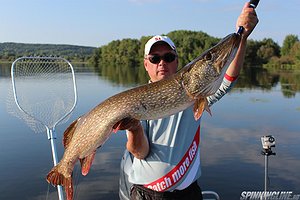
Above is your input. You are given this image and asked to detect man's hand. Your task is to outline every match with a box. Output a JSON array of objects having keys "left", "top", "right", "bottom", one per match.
[
  {"left": 114, "top": 117, "right": 149, "bottom": 159},
  {"left": 226, "top": 2, "right": 259, "bottom": 78},
  {"left": 236, "top": 2, "right": 259, "bottom": 39}
]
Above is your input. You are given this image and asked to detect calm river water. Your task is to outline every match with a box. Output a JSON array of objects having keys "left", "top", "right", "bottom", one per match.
[{"left": 0, "top": 63, "right": 299, "bottom": 200}]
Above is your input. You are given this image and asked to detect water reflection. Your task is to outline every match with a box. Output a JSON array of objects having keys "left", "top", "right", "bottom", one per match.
[
  {"left": 235, "top": 67, "right": 299, "bottom": 98},
  {"left": 1, "top": 62, "right": 300, "bottom": 99},
  {"left": 90, "top": 62, "right": 300, "bottom": 99},
  {"left": 0, "top": 63, "right": 300, "bottom": 200},
  {"left": 199, "top": 88, "right": 300, "bottom": 198}
]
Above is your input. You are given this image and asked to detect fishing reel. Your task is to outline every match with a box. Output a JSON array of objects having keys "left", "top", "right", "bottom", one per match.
[{"left": 261, "top": 135, "right": 276, "bottom": 156}]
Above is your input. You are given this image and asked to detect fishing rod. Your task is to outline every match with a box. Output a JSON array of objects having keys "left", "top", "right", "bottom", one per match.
[{"left": 237, "top": 0, "right": 260, "bottom": 35}]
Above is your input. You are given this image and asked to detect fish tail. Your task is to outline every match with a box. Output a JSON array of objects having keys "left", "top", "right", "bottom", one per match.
[{"left": 46, "top": 165, "right": 74, "bottom": 200}]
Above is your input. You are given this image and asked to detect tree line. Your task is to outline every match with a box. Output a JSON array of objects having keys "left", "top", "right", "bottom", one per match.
[
  {"left": 1, "top": 30, "right": 299, "bottom": 71},
  {"left": 0, "top": 42, "right": 96, "bottom": 63},
  {"left": 88, "top": 30, "right": 299, "bottom": 84}
]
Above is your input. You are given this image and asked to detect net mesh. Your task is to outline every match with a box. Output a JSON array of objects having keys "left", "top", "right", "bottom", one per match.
[{"left": 8, "top": 57, "right": 77, "bottom": 133}]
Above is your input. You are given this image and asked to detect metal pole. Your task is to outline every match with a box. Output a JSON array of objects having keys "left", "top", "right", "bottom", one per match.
[
  {"left": 261, "top": 135, "right": 276, "bottom": 200},
  {"left": 264, "top": 153, "right": 268, "bottom": 200},
  {"left": 47, "top": 128, "right": 64, "bottom": 200}
]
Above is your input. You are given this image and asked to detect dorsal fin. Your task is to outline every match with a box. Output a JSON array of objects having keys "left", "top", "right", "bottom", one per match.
[{"left": 63, "top": 118, "right": 80, "bottom": 148}]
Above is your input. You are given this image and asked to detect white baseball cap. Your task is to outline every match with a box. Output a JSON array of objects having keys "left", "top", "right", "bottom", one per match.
[{"left": 144, "top": 35, "right": 177, "bottom": 56}]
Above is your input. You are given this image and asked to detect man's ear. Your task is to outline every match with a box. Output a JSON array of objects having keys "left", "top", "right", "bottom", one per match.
[{"left": 144, "top": 59, "right": 149, "bottom": 72}]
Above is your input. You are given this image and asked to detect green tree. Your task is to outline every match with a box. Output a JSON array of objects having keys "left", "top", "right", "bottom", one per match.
[
  {"left": 257, "top": 38, "right": 280, "bottom": 63},
  {"left": 290, "top": 42, "right": 300, "bottom": 64},
  {"left": 167, "top": 30, "right": 218, "bottom": 68},
  {"left": 89, "top": 48, "right": 101, "bottom": 66},
  {"left": 281, "top": 34, "right": 299, "bottom": 56},
  {"left": 244, "top": 39, "right": 261, "bottom": 66},
  {"left": 97, "top": 39, "right": 142, "bottom": 85}
]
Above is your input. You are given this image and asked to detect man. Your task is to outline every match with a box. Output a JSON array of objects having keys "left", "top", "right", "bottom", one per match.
[{"left": 119, "top": 2, "right": 258, "bottom": 200}]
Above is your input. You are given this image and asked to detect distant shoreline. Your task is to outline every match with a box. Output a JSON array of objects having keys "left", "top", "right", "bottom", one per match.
[
  {"left": 0, "top": 60, "right": 12, "bottom": 64},
  {"left": 0, "top": 59, "right": 89, "bottom": 65}
]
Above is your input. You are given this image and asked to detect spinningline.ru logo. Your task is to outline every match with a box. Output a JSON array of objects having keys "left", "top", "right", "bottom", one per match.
[{"left": 240, "top": 191, "right": 300, "bottom": 200}]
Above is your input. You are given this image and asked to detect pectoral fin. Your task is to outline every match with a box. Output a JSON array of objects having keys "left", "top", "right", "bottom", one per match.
[
  {"left": 112, "top": 117, "right": 138, "bottom": 133},
  {"left": 193, "top": 98, "right": 212, "bottom": 120},
  {"left": 79, "top": 150, "right": 96, "bottom": 176},
  {"left": 112, "top": 119, "right": 125, "bottom": 133}
]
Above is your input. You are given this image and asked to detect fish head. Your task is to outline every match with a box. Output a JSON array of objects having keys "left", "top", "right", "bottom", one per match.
[{"left": 181, "top": 33, "right": 241, "bottom": 98}]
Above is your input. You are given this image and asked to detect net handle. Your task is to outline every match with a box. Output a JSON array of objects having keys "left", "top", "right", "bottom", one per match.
[{"left": 11, "top": 56, "right": 77, "bottom": 200}]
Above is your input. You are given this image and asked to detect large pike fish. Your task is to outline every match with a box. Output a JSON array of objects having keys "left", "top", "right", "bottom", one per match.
[{"left": 47, "top": 33, "right": 241, "bottom": 200}]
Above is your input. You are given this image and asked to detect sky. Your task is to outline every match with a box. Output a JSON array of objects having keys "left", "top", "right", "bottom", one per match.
[{"left": 1, "top": 0, "right": 299, "bottom": 47}]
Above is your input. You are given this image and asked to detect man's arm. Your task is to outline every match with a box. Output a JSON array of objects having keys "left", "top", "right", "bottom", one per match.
[
  {"left": 115, "top": 118, "right": 149, "bottom": 159},
  {"left": 126, "top": 124, "right": 149, "bottom": 159},
  {"left": 207, "top": 2, "right": 258, "bottom": 107},
  {"left": 226, "top": 2, "right": 259, "bottom": 77}
]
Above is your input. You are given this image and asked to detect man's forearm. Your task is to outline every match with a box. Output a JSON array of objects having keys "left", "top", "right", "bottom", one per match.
[
  {"left": 126, "top": 125, "right": 149, "bottom": 159},
  {"left": 226, "top": 37, "right": 247, "bottom": 78}
]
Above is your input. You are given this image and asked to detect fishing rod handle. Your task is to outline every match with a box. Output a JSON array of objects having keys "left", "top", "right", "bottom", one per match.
[
  {"left": 249, "top": 0, "right": 260, "bottom": 8},
  {"left": 237, "top": 0, "right": 260, "bottom": 35}
]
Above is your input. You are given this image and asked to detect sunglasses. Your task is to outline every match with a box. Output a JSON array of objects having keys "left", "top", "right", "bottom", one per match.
[{"left": 147, "top": 53, "right": 177, "bottom": 64}]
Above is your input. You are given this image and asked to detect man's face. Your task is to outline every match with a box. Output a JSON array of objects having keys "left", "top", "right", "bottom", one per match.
[{"left": 144, "top": 42, "right": 178, "bottom": 82}]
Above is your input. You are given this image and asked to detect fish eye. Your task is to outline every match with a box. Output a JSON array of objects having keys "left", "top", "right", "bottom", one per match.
[{"left": 205, "top": 52, "right": 212, "bottom": 60}]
